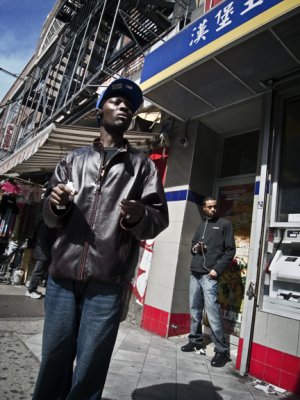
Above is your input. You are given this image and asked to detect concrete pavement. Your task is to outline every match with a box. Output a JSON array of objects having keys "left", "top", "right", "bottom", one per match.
[{"left": 0, "top": 283, "right": 299, "bottom": 400}]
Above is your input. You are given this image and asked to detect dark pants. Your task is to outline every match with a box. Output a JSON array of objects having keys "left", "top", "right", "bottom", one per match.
[
  {"left": 32, "top": 276, "right": 122, "bottom": 400},
  {"left": 28, "top": 260, "right": 49, "bottom": 293}
]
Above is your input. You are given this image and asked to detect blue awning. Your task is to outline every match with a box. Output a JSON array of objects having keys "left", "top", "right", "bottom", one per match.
[{"left": 140, "top": 0, "right": 300, "bottom": 120}]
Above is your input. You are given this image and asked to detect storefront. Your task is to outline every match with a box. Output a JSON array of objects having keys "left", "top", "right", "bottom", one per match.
[
  {"left": 238, "top": 84, "right": 300, "bottom": 394},
  {"left": 0, "top": 0, "right": 299, "bottom": 392},
  {"left": 136, "top": 0, "right": 300, "bottom": 394},
  {"left": 0, "top": 176, "right": 45, "bottom": 285}
]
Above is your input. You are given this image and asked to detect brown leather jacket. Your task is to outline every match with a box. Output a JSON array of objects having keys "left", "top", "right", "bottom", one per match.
[{"left": 43, "top": 139, "right": 169, "bottom": 284}]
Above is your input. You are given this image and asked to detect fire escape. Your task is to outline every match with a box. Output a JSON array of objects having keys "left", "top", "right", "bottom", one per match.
[
  {"left": 0, "top": 0, "right": 206, "bottom": 175},
  {"left": 10, "top": 0, "right": 180, "bottom": 148}
]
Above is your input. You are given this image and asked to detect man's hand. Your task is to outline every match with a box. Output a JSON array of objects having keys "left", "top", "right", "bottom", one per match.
[
  {"left": 208, "top": 269, "right": 218, "bottom": 279},
  {"left": 192, "top": 242, "right": 206, "bottom": 254},
  {"left": 50, "top": 183, "right": 75, "bottom": 208},
  {"left": 120, "top": 199, "right": 145, "bottom": 225}
]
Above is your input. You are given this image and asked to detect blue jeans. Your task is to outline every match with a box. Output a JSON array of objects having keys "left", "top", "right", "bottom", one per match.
[
  {"left": 32, "top": 276, "right": 122, "bottom": 400},
  {"left": 188, "top": 272, "right": 228, "bottom": 353}
]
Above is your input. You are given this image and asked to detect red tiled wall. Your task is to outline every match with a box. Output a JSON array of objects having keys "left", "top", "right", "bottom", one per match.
[
  {"left": 168, "top": 313, "right": 190, "bottom": 336},
  {"left": 141, "top": 305, "right": 190, "bottom": 337},
  {"left": 236, "top": 337, "right": 244, "bottom": 370},
  {"left": 141, "top": 304, "right": 169, "bottom": 336},
  {"left": 237, "top": 339, "right": 300, "bottom": 395}
]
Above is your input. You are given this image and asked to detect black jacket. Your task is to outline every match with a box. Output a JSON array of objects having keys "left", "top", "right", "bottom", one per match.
[
  {"left": 33, "top": 221, "right": 57, "bottom": 262},
  {"left": 190, "top": 217, "right": 236, "bottom": 276},
  {"left": 43, "top": 139, "right": 169, "bottom": 284}
]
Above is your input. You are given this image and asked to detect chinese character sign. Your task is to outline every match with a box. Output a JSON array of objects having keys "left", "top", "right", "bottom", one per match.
[
  {"left": 189, "top": 0, "right": 275, "bottom": 48},
  {"left": 190, "top": 19, "right": 209, "bottom": 46},
  {"left": 215, "top": 2, "right": 234, "bottom": 32},
  {"left": 141, "top": 0, "right": 284, "bottom": 83}
]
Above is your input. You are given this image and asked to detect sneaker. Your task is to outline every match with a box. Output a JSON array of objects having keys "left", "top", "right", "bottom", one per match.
[
  {"left": 26, "top": 290, "right": 42, "bottom": 299},
  {"left": 195, "top": 347, "right": 206, "bottom": 355},
  {"left": 41, "top": 279, "right": 47, "bottom": 287},
  {"left": 211, "top": 352, "right": 230, "bottom": 367},
  {"left": 181, "top": 342, "right": 202, "bottom": 352}
]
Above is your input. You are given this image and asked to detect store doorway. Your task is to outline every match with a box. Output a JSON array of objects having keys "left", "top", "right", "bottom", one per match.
[
  {"left": 216, "top": 178, "right": 255, "bottom": 343},
  {"left": 214, "top": 130, "right": 259, "bottom": 342}
]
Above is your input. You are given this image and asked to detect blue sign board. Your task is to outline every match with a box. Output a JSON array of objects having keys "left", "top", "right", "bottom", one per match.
[{"left": 141, "top": 0, "right": 285, "bottom": 83}]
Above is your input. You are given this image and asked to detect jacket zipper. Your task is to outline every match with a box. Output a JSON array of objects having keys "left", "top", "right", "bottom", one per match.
[
  {"left": 78, "top": 155, "right": 104, "bottom": 281},
  {"left": 201, "top": 219, "right": 208, "bottom": 241},
  {"left": 201, "top": 219, "right": 209, "bottom": 271},
  {"left": 78, "top": 147, "right": 125, "bottom": 280}
]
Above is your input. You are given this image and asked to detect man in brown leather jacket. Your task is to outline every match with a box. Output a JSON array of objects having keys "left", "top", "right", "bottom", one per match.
[{"left": 32, "top": 78, "right": 169, "bottom": 400}]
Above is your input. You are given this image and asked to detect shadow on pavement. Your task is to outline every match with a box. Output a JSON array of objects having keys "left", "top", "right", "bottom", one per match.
[
  {"left": 130, "top": 380, "right": 223, "bottom": 400},
  {"left": 281, "top": 393, "right": 300, "bottom": 400},
  {"left": 0, "top": 294, "right": 44, "bottom": 318}
]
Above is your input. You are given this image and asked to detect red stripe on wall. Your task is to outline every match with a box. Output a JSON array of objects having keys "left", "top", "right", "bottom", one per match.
[
  {"left": 168, "top": 313, "right": 190, "bottom": 336},
  {"left": 141, "top": 304, "right": 169, "bottom": 337},
  {"left": 238, "top": 340, "right": 300, "bottom": 394},
  {"left": 141, "top": 305, "right": 190, "bottom": 337},
  {"left": 236, "top": 337, "right": 244, "bottom": 370}
]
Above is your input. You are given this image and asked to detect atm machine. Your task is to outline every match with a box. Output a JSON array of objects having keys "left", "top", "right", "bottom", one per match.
[{"left": 268, "top": 229, "right": 300, "bottom": 304}]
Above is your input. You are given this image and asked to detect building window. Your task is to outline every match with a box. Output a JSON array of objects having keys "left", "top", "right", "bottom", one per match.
[
  {"left": 261, "top": 92, "right": 300, "bottom": 320},
  {"left": 220, "top": 131, "right": 259, "bottom": 177},
  {"left": 38, "top": 19, "right": 64, "bottom": 56},
  {"left": 276, "top": 96, "right": 300, "bottom": 223}
]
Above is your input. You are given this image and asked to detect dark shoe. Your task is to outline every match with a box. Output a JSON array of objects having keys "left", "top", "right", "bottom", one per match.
[
  {"left": 181, "top": 342, "right": 202, "bottom": 352},
  {"left": 211, "top": 352, "right": 230, "bottom": 367}
]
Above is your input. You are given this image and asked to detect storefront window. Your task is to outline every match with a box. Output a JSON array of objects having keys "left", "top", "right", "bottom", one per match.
[
  {"left": 276, "top": 97, "right": 300, "bottom": 223},
  {"left": 262, "top": 94, "right": 300, "bottom": 319},
  {"left": 217, "top": 181, "right": 254, "bottom": 336},
  {"left": 217, "top": 131, "right": 258, "bottom": 335},
  {"left": 220, "top": 131, "right": 259, "bottom": 177}
]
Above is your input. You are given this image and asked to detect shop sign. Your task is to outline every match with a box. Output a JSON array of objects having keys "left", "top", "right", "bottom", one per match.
[
  {"left": 1, "top": 123, "right": 15, "bottom": 151},
  {"left": 142, "top": 0, "right": 286, "bottom": 83}
]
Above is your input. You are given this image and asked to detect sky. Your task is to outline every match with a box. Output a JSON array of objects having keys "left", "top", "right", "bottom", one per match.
[{"left": 0, "top": 0, "right": 57, "bottom": 102}]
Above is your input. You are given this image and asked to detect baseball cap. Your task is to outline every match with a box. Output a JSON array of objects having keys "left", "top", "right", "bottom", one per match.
[{"left": 96, "top": 78, "right": 143, "bottom": 113}]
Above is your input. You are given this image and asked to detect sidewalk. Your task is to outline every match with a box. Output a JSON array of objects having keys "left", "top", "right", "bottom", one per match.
[{"left": 0, "top": 284, "right": 299, "bottom": 400}]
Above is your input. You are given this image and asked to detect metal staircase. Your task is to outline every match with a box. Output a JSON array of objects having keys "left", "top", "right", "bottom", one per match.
[
  {"left": 7, "top": 0, "right": 176, "bottom": 143},
  {"left": 0, "top": 0, "right": 202, "bottom": 162}
]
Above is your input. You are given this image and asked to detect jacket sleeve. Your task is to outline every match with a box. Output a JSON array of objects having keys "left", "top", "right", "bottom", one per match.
[
  {"left": 191, "top": 225, "right": 201, "bottom": 255},
  {"left": 42, "top": 158, "right": 73, "bottom": 228},
  {"left": 121, "top": 164, "right": 169, "bottom": 240},
  {"left": 214, "top": 221, "right": 236, "bottom": 275}
]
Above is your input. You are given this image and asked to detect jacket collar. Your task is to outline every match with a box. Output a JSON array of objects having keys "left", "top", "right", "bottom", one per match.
[{"left": 92, "top": 137, "right": 129, "bottom": 152}]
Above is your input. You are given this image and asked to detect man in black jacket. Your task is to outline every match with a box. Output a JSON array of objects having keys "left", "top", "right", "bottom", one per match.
[
  {"left": 181, "top": 196, "right": 235, "bottom": 367},
  {"left": 32, "top": 78, "right": 169, "bottom": 400},
  {"left": 26, "top": 220, "right": 57, "bottom": 299}
]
